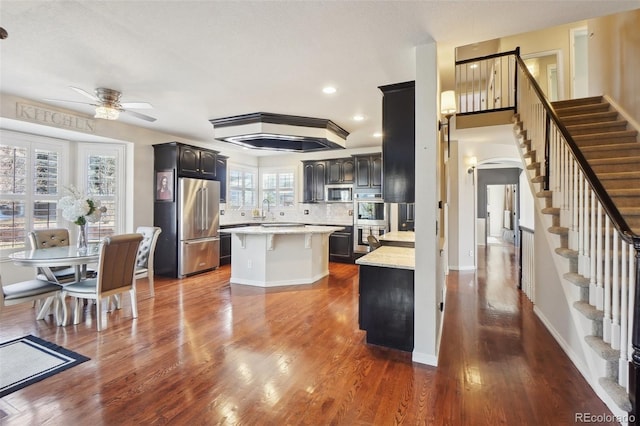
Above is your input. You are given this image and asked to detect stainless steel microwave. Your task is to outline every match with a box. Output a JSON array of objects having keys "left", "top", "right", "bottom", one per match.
[{"left": 325, "top": 184, "right": 353, "bottom": 202}]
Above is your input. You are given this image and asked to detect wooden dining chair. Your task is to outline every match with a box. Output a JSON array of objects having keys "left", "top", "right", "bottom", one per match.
[
  {"left": 134, "top": 226, "right": 162, "bottom": 297},
  {"left": 60, "top": 233, "right": 143, "bottom": 331},
  {"left": 0, "top": 274, "right": 62, "bottom": 322}
]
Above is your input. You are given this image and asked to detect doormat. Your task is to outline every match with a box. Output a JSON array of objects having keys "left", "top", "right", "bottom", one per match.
[{"left": 0, "top": 335, "right": 89, "bottom": 397}]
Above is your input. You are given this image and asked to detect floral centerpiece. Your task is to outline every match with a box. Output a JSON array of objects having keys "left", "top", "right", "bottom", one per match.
[{"left": 58, "top": 186, "right": 107, "bottom": 249}]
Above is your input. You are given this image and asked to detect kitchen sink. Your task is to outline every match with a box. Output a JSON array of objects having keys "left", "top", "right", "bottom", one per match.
[{"left": 260, "top": 223, "right": 304, "bottom": 228}]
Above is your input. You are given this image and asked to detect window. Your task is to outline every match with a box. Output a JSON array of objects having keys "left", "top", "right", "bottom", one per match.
[
  {"left": 0, "top": 131, "right": 68, "bottom": 253},
  {"left": 228, "top": 165, "right": 257, "bottom": 209},
  {"left": 77, "top": 143, "right": 125, "bottom": 241},
  {"left": 261, "top": 169, "right": 295, "bottom": 208}
]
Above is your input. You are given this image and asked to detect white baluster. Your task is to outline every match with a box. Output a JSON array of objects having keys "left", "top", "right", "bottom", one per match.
[
  {"left": 612, "top": 231, "right": 620, "bottom": 350},
  {"left": 596, "top": 203, "right": 604, "bottom": 311},
  {"left": 626, "top": 247, "right": 636, "bottom": 393},
  {"left": 602, "top": 216, "right": 611, "bottom": 343},
  {"left": 571, "top": 158, "right": 578, "bottom": 250},
  {"left": 589, "top": 191, "right": 597, "bottom": 306},
  {"left": 578, "top": 172, "right": 585, "bottom": 276},
  {"left": 619, "top": 241, "right": 628, "bottom": 386}
]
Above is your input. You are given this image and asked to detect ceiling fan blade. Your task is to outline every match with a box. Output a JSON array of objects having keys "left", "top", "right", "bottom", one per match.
[
  {"left": 70, "top": 86, "right": 99, "bottom": 101},
  {"left": 120, "top": 101, "right": 153, "bottom": 109},
  {"left": 43, "top": 98, "right": 97, "bottom": 107},
  {"left": 122, "top": 109, "right": 157, "bottom": 122}
]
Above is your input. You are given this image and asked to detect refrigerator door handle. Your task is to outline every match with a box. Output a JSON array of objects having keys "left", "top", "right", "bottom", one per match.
[{"left": 203, "top": 187, "right": 209, "bottom": 232}]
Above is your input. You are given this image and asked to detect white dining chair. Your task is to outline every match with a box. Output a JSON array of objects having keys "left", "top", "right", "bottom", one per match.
[
  {"left": 134, "top": 226, "right": 162, "bottom": 297},
  {"left": 0, "top": 274, "right": 62, "bottom": 322},
  {"left": 60, "top": 233, "right": 143, "bottom": 331}
]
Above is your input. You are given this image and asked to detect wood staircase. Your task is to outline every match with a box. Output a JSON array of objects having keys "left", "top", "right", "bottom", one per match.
[
  {"left": 515, "top": 95, "right": 640, "bottom": 415},
  {"left": 556, "top": 96, "right": 640, "bottom": 234}
]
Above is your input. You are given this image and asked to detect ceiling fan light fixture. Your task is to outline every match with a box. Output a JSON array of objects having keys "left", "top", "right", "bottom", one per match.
[{"left": 95, "top": 105, "right": 120, "bottom": 120}]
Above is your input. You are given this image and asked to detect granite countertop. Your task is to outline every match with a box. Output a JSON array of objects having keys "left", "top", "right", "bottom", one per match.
[
  {"left": 355, "top": 246, "right": 415, "bottom": 270},
  {"left": 223, "top": 225, "right": 345, "bottom": 235},
  {"left": 220, "top": 220, "right": 353, "bottom": 228},
  {"left": 378, "top": 231, "right": 415, "bottom": 243}
]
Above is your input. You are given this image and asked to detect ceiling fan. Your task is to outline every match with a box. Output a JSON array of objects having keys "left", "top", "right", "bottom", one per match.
[{"left": 45, "top": 87, "right": 157, "bottom": 122}]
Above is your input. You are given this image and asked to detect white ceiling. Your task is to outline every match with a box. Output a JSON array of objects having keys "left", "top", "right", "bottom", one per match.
[{"left": 1, "top": 1, "right": 637, "bottom": 156}]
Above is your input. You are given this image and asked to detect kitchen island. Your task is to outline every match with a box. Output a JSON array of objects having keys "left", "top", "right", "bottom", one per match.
[
  {"left": 224, "top": 224, "right": 344, "bottom": 287},
  {"left": 356, "top": 246, "right": 415, "bottom": 352}
]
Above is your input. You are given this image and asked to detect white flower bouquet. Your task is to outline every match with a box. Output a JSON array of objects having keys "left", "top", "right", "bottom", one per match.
[{"left": 58, "top": 186, "right": 107, "bottom": 226}]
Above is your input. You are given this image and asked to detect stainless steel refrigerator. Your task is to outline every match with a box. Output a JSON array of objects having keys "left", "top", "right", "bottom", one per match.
[{"left": 178, "top": 177, "right": 220, "bottom": 277}]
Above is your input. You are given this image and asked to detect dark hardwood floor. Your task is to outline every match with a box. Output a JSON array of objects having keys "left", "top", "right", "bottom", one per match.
[{"left": 1, "top": 244, "right": 614, "bottom": 425}]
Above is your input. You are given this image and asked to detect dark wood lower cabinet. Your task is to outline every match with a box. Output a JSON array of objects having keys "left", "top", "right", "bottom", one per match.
[
  {"left": 358, "top": 265, "right": 414, "bottom": 352},
  {"left": 329, "top": 226, "right": 353, "bottom": 263},
  {"left": 219, "top": 232, "right": 231, "bottom": 265}
]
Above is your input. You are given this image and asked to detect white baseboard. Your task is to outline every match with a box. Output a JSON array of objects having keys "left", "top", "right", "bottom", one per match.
[
  {"left": 533, "top": 306, "right": 591, "bottom": 381},
  {"left": 448, "top": 265, "right": 476, "bottom": 271},
  {"left": 412, "top": 351, "right": 438, "bottom": 366}
]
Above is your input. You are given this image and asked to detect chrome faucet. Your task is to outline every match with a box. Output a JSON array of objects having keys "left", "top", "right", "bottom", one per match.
[{"left": 262, "top": 198, "right": 271, "bottom": 219}]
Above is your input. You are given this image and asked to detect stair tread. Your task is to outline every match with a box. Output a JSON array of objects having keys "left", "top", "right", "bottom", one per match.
[
  {"left": 584, "top": 335, "right": 619, "bottom": 361},
  {"left": 541, "top": 207, "right": 560, "bottom": 215},
  {"left": 574, "top": 301, "right": 604, "bottom": 320},
  {"left": 588, "top": 156, "right": 640, "bottom": 165},
  {"left": 555, "top": 103, "right": 610, "bottom": 117},
  {"left": 561, "top": 111, "right": 618, "bottom": 125},
  {"left": 536, "top": 191, "right": 552, "bottom": 198},
  {"left": 618, "top": 207, "right": 640, "bottom": 215},
  {"left": 574, "top": 130, "right": 637, "bottom": 140},
  {"left": 548, "top": 226, "right": 568, "bottom": 235},
  {"left": 531, "top": 175, "right": 546, "bottom": 183},
  {"left": 599, "top": 171, "right": 640, "bottom": 179},
  {"left": 598, "top": 377, "right": 632, "bottom": 412},
  {"left": 582, "top": 142, "right": 640, "bottom": 152},
  {"left": 555, "top": 247, "right": 577, "bottom": 258},
  {"left": 566, "top": 120, "right": 627, "bottom": 132},
  {"left": 552, "top": 96, "right": 603, "bottom": 108},
  {"left": 609, "top": 188, "right": 640, "bottom": 195},
  {"left": 564, "top": 272, "right": 590, "bottom": 287}
]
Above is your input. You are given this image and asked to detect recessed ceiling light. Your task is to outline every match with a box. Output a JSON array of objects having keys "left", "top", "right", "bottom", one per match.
[
  {"left": 323, "top": 86, "right": 337, "bottom": 94},
  {"left": 373, "top": 132, "right": 382, "bottom": 138},
  {"left": 353, "top": 115, "right": 364, "bottom": 121}
]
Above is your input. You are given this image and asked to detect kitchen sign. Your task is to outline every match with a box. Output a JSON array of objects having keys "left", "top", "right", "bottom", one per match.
[{"left": 16, "top": 102, "right": 96, "bottom": 133}]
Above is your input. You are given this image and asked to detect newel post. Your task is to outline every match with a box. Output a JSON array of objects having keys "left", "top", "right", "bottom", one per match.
[{"left": 630, "top": 237, "right": 640, "bottom": 424}]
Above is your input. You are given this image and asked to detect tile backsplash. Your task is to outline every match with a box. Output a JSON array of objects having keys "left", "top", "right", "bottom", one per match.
[{"left": 220, "top": 202, "right": 353, "bottom": 226}]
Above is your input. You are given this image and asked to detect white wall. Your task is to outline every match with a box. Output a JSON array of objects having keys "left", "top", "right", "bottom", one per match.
[
  {"left": 448, "top": 130, "right": 520, "bottom": 271},
  {"left": 412, "top": 42, "right": 441, "bottom": 366},
  {"left": 519, "top": 170, "right": 535, "bottom": 229}
]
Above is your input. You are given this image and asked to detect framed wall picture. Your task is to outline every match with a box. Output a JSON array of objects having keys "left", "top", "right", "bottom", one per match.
[{"left": 155, "top": 170, "right": 174, "bottom": 202}]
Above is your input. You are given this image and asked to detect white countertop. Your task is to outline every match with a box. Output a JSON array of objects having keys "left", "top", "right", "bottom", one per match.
[
  {"left": 378, "top": 231, "right": 415, "bottom": 244},
  {"left": 355, "top": 246, "right": 415, "bottom": 270},
  {"left": 223, "top": 225, "right": 344, "bottom": 235}
]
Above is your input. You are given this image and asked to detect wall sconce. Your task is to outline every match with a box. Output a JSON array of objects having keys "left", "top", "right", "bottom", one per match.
[
  {"left": 439, "top": 90, "right": 457, "bottom": 157},
  {"left": 466, "top": 156, "right": 477, "bottom": 174}
]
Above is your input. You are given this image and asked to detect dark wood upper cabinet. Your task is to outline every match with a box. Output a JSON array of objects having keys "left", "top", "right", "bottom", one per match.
[
  {"left": 178, "top": 144, "right": 218, "bottom": 179},
  {"left": 379, "top": 81, "right": 415, "bottom": 203},
  {"left": 327, "top": 158, "right": 355, "bottom": 184},
  {"left": 302, "top": 160, "right": 326, "bottom": 202},
  {"left": 354, "top": 153, "right": 382, "bottom": 190},
  {"left": 216, "top": 155, "right": 228, "bottom": 203}
]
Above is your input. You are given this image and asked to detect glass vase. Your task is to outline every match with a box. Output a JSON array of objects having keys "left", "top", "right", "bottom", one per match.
[{"left": 77, "top": 223, "right": 88, "bottom": 252}]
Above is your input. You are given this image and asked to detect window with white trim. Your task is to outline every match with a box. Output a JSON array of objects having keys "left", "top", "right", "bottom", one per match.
[
  {"left": 261, "top": 168, "right": 295, "bottom": 208},
  {"left": 77, "top": 143, "right": 126, "bottom": 241},
  {"left": 0, "top": 130, "right": 69, "bottom": 253},
  {"left": 228, "top": 165, "right": 257, "bottom": 209}
]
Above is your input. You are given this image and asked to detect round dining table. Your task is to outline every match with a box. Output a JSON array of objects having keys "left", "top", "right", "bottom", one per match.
[
  {"left": 9, "top": 244, "right": 101, "bottom": 325},
  {"left": 9, "top": 243, "right": 101, "bottom": 283}
]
